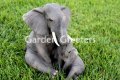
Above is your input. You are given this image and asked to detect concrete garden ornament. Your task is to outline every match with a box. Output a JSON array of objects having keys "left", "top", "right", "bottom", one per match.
[{"left": 23, "top": 3, "right": 84, "bottom": 80}]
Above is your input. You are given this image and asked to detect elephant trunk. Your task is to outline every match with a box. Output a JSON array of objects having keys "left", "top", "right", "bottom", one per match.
[
  {"left": 58, "top": 16, "right": 70, "bottom": 45},
  {"left": 51, "top": 14, "right": 69, "bottom": 46},
  {"left": 59, "top": 30, "right": 69, "bottom": 45}
]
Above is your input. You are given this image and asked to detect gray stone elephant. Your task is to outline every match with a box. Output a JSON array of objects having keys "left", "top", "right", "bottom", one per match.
[
  {"left": 22, "top": 3, "right": 71, "bottom": 76},
  {"left": 55, "top": 43, "right": 85, "bottom": 80}
]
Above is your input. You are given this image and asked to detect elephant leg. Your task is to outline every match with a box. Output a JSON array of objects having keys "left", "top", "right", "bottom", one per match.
[{"left": 25, "top": 49, "right": 58, "bottom": 76}]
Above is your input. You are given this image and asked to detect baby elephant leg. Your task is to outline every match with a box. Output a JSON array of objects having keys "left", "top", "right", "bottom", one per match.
[
  {"left": 25, "top": 49, "right": 58, "bottom": 76},
  {"left": 66, "top": 67, "right": 76, "bottom": 80},
  {"left": 66, "top": 59, "right": 85, "bottom": 80},
  {"left": 66, "top": 67, "right": 81, "bottom": 80}
]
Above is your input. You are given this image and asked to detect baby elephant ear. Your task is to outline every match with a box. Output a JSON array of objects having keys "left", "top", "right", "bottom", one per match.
[
  {"left": 61, "top": 6, "right": 71, "bottom": 26},
  {"left": 22, "top": 7, "right": 49, "bottom": 35}
]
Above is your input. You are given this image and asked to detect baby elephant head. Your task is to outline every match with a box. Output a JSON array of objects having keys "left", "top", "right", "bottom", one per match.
[
  {"left": 66, "top": 50, "right": 77, "bottom": 62},
  {"left": 60, "top": 45, "right": 78, "bottom": 63},
  {"left": 23, "top": 3, "right": 71, "bottom": 46}
]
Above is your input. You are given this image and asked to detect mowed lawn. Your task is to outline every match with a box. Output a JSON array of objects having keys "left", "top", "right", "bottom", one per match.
[{"left": 0, "top": 0, "right": 120, "bottom": 80}]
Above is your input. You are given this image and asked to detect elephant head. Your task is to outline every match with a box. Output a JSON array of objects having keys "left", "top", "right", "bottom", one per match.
[{"left": 23, "top": 3, "right": 71, "bottom": 46}]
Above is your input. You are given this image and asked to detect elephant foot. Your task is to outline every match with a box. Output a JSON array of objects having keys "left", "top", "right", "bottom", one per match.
[
  {"left": 51, "top": 70, "right": 58, "bottom": 78},
  {"left": 25, "top": 49, "right": 57, "bottom": 76}
]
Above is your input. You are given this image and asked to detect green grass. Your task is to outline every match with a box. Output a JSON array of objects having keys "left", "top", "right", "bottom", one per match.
[{"left": 0, "top": 0, "right": 120, "bottom": 80}]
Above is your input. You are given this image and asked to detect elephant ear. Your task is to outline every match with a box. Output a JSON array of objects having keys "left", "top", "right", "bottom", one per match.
[
  {"left": 22, "top": 7, "right": 49, "bottom": 35},
  {"left": 61, "top": 6, "right": 71, "bottom": 27}
]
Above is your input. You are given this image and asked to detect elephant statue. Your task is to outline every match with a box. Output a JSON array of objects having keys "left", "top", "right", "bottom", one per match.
[
  {"left": 22, "top": 3, "right": 71, "bottom": 77},
  {"left": 55, "top": 43, "right": 85, "bottom": 80}
]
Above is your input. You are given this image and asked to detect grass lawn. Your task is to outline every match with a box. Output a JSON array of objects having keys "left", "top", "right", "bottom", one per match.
[{"left": 0, "top": 0, "right": 120, "bottom": 80}]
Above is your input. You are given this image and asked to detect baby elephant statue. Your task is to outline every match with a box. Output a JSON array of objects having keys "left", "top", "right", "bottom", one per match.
[
  {"left": 55, "top": 43, "right": 85, "bottom": 80},
  {"left": 22, "top": 3, "right": 71, "bottom": 77}
]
